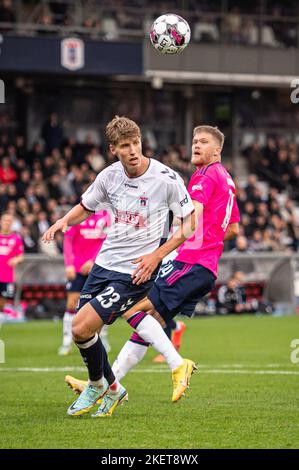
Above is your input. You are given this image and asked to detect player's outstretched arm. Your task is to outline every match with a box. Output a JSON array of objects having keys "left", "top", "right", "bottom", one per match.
[
  {"left": 224, "top": 222, "right": 239, "bottom": 241},
  {"left": 8, "top": 254, "right": 24, "bottom": 267},
  {"left": 42, "top": 204, "right": 92, "bottom": 244}
]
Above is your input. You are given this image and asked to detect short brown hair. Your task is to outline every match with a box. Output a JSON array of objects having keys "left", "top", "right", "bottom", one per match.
[
  {"left": 193, "top": 125, "right": 225, "bottom": 149},
  {"left": 106, "top": 115, "right": 141, "bottom": 146}
]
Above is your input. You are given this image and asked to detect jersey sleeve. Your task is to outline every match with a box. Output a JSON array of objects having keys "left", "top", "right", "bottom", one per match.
[
  {"left": 80, "top": 171, "right": 108, "bottom": 212},
  {"left": 14, "top": 236, "right": 24, "bottom": 256},
  {"left": 63, "top": 227, "right": 76, "bottom": 267},
  {"left": 188, "top": 173, "right": 217, "bottom": 206},
  {"left": 167, "top": 175, "right": 194, "bottom": 219},
  {"left": 229, "top": 197, "right": 241, "bottom": 224}
]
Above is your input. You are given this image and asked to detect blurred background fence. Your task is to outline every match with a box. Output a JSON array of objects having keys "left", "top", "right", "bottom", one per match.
[{"left": 14, "top": 252, "right": 299, "bottom": 318}]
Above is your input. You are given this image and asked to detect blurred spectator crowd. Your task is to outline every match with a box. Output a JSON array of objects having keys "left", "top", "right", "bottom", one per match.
[
  {"left": 244, "top": 137, "right": 299, "bottom": 200},
  {"left": 0, "top": 0, "right": 298, "bottom": 48},
  {"left": 232, "top": 173, "right": 298, "bottom": 253},
  {"left": 0, "top": 112, "right": 194, "bottom": 255},
  {"left": 0, "top": 112, "right": 298, "bottom": 255}
]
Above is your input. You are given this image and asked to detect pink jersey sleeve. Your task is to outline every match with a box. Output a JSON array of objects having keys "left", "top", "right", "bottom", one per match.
[
  {"left": 14, "top": 235, "right": 24, "bottom": 256},
  {"left": 229, "top": 197, "right": 241, "bottom": 224},
  {"left": 63, "top": 226, "right": 76, "bottom": 267},
  {"left": 188, "top": 172, "right": 217, "bottom": 206}
]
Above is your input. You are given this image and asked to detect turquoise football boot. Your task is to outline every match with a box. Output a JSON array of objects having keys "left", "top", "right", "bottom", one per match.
[{"left": 67, "top": 379, "right": 108, "bottom": 416}]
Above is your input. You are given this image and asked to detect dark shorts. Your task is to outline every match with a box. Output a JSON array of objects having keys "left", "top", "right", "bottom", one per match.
[
  {"left": 78, "top": 264, "right": 153, "bottom": 325},
  {"left": 148, "top": 260, "right": 216, "bottom": 323},
  {"left": 0, "top": 282, "right": 15, "bottom": 299},
  {"left": 66, "top": 273, "right": 88, "bottom": 293}
]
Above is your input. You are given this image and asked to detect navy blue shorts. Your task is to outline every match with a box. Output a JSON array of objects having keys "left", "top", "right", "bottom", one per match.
[
  {"left": 148, "top": 260, "right": 216, "bottom": 323},
  {"left": 78, "top": 264, "right": 153, "bottom": 325},
  {"left": 66, "top": 273, "right": 88, "bottom": 293},
  {"left": 0, "top": 282, "right": 15, "bottom": 299}
]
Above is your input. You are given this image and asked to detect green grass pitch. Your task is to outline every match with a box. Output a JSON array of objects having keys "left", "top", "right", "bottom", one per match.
[{"left": 0, "top": 315, "right": 298, "bottom": 449}]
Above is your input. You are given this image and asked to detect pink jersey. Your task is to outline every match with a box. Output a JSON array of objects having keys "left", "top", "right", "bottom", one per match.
[
  {"left": 63, "top": 212, "right": 110, "bottom": 273},
  {"left": 176, "top": 162, "right": 240, "bottom": 278},
  {"left": 0, "top": 232, "right": 24, "bottom": 283}
]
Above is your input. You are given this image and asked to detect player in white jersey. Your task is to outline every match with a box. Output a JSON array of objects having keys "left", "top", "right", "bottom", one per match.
[{"left": 42, "top": 116, "right": 197, "bottom": 417}]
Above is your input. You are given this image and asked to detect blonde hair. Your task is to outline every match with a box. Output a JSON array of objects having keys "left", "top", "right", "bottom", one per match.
[
  {"left": 106, "top": 115, "right": 141, "bottom": 146},
  {"left": 193, "top": 125, "right": 225, "bottom": 149}
]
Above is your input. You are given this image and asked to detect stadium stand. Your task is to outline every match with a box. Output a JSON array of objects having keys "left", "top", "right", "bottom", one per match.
[{"left": 0, "top": 0, "right": 298, "bottom": 48}]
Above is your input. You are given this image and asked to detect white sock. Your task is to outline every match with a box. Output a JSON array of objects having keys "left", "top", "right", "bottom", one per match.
[
  {"left": 62, "top": 312, "right": 74, "bottom": 347},
  {"left": 112, "top": 340, "right": 148, "bottom": 380},
  {"left": 135, "top": 315, "right": 183, "bottom": 370}
]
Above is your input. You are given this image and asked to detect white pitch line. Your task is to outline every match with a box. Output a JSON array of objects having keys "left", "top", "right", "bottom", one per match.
[
  {"left": 0, "top": 367, "right": 87, "bottom": 372},
  {"left": 0, "top": 363, "right": 291, "bottom": 372},
  {"left": 0, "top": 367, "right": 299, "bottom": 376}
]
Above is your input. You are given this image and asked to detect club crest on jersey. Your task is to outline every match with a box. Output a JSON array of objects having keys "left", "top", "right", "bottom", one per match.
[{"left": 139, "top": 195, "right": 148, "bottom": 207}]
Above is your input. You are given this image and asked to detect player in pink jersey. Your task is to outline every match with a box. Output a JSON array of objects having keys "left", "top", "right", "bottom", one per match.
[
  {"left": 0, "top": 213, "right": 24, "bottom": 314},
  {"left": 58, "top": 211, "right": 110, "bottom": 355},
  {"left": 66, "top": 124, "right": 240, "bottom": 414}
]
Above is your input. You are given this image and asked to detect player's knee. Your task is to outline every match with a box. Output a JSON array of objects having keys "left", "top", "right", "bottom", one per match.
[
  {"left": 149, "top": 309, "right": 166, "bottom": 327},
  {"left": 71, "top": 319, "right": 85, "bottom": 342}
]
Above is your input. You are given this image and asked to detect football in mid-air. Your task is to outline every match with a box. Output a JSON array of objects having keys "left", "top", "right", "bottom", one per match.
[{"left": 150, "top": 14, "right": 191, "bottom": 54}]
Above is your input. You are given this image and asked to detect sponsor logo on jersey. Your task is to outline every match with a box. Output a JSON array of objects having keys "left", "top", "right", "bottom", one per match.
[
  {"left": 124, "top": 183, "right": 138, "bottom": 189},
  {"left": 192, "top": 184, "right": 203, "bottom": 191},
  {"left": 115, "top": 209, "right": 146, "bottom": 228},
  {"left": 80, "top": 228, "right": 103, "bottom": 239},
  {"left": 0, "top": 246, "right": 11, "bottom": 255},
  {"left": 180, "top": 195, "right": 189, "bottom": 207}
]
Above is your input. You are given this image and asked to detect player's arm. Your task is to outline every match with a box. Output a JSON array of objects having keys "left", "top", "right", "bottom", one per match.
[
  {"left": 43, "top": 170, "right": 108, "bottom": 244},
  {"left": 8, "top": 238, "right": 24, "bottom": 267},
  {"left": 8, "top": 254, "right": 24, "bottom": 267},
  {"left": 224, "top": 222, "right": 239, "bottom": 241},
  {"left": 132, "top": 200, "right": 202, "bottom": 285},
  {"left": 152, "top": 199, "right": 202, "bottom": 259},
  {"left": 42, "top": 204, "right": 91, "bottom": 244}
]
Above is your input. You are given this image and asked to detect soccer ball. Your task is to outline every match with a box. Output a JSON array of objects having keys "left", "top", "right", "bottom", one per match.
[{"left": 150, "top": 14, "right": 191, "bottom": 54}]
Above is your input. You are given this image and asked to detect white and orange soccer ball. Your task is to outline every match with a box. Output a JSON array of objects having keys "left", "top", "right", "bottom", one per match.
[{"left": 150, "top": 13, "right": 191, "bottom": 54}]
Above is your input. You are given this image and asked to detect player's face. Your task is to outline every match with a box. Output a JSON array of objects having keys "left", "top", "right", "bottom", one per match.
[
  {"left": 0, "top": 214, "right": 13, "bottom": 233},
  {"left": 191, "top": 132, "right": 221, "bottom": 167},
  {"left": 110, "top": 136, "right": 144, "bottom": 175}
]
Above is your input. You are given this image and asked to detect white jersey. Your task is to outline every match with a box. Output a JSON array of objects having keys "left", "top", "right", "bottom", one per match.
[{"left": 80, "top": 159, "right": 194, "bottom": 274}]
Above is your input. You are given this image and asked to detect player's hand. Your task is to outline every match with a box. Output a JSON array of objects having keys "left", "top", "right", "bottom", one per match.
[
  {"left": 8, "top": 258, "right": 19, "bottom": 267},
  {"left": 65, "top": 266, "right": 76, "bottom": 281},
  {"left": 79, "top": 260, "right": 93, "bottom": 276},
  {"left": 131, "top": 253, "right": 160, "bottom": 285},
  {"left": 42, "top": 219, "right": 68, "bottom": 243}
]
